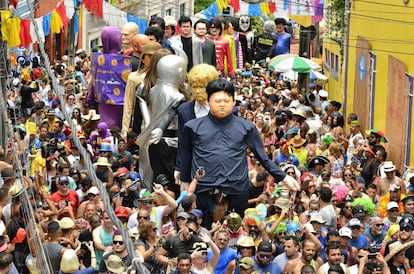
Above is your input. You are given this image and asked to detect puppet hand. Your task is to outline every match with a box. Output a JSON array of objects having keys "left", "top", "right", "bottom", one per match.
[{"left": 149, "top": 128, "right": 163, "bottom": 144}]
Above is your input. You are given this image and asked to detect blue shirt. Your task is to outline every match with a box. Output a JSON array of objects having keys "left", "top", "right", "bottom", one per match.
[
  {"left": 178, "top": 113, "right": 286, "bottom": 194},
  {"left": 253, "top": 255, "right": 282, "bottom": 274},
  {"left": 275, "top": 154, "right": 299, "bottom": 167},
  {"left": 349, "top": 235, "right": 369, "bottom": 250},
  {"left": 274, "top": 32, "right": 292, "bottom": 55},
  {"left": 207, "top": 247, "right": 238, "bottom": 274}
]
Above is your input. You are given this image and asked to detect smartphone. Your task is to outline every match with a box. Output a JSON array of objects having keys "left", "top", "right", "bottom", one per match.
[
  {"left": 368, "top": 253, "right": 377, "bottom": 261},
  {"left": 197, "top": 166, "right": 205, "bottom": 177}
]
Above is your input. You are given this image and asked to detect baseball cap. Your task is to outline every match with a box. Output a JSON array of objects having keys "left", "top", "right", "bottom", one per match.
[
  {"left": 88, "top": 186, "right": 100, "bottom": 195},
  {"left": 239, "top": 257, "right": 254, "bottom": 269},
  {"left": 349, "top": 218, "right": 361, "bottom": 228},
  {"left": 115, "top": 206, "right": 130, "bottom": 218},
  {"left": 177, "top": 212, "right": 189, "bottom": 220},
  {"left": 352, "top": 205, "right": 366, "bottom": 218},
  {"left": 258, "top": 241, "right": 272, "bottom": 252},
  {"left": 191, "top": 209, "right": 203, "bottom": 219},
  {"left": 339, "top": 227, "right": 352, "bottom": 239},
  {"left": 386, "top": 201, "right": 399, "bottom": 211}
]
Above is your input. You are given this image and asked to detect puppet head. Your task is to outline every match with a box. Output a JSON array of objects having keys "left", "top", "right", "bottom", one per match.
[{"left": 188, "top": 64, "right": 219, "bottom": 103}]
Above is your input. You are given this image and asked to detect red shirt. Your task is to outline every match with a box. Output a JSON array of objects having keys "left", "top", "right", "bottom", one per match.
[{"left": 51, "top": 190, "right": 79, "bottom": 219}]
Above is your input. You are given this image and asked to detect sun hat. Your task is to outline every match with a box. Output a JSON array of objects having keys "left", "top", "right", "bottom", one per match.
[
  {"left": 385, "top": 240, "right": 414, "bottom": 262},
  {"left": 59, "top": 217, "right": 75, "bottom": 230},
  {"left": 290, "top": 135, "right": 306, "bottom": 147},
  {"left": 105, "top": 255, "right": 126, "bottom": 273},
  {"left": 81, "top": 109, "right": 100, "bottom": 121},
  {"left": 237, "top": 236, "right": 255, "bottom": 247},
  {"left": 93, "top": 157, "right": 112, "bottom": 167},
  {"left": 60, "top": 249, "right": 80, "bottom": 273},
  {"left": 383, "top": 161, "right": 396, "bottom": 173},
  {"left": 274, "top": 197, "right": 290, "bottom": 211},
  {"left": 9, "top": 179, "right": 24, "bottom": 198}
]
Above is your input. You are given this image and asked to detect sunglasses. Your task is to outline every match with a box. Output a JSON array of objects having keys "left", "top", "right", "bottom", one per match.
[
  {"left": 187, "top": 227, "right": 196, "bottom": 234},
  {"left": 113, "top": 240, "right": 124, "bottom": 245},
  {"left": 375, "top": 223, "right": 384, "bottom": 227},
  {"left": 259, "top": 253, "right": 272, "bottom": 259},
  {"left": 278, "top": 231, "right": 286, "bottom": 235},
  {"left": 88, "top": 193, "right": 96, "bottom": 198},
  {"left": 388, "top": 208, "right": 399, "bottom": 213},
  {"left": 152, "top": 228, "right": 157, "bottom": 232},
  {"left": 143, "top": 200, "right": 154, "bottom": 205},
  {"left": 344, "top": 206, "right": 352, "bottom": 209},
  {"left": 138, "top": 216, "right": 149, "bottom": 220},
  {"left": 357, "top": 255, "right": 365, "bottom": 259},
  {"left": 59, "top": 181, "right": 69, "bottom": 185},
  {"left": 249, "top": 225, "right": 257, "bottom": 229},
  {"left": 287, "top": 172, "right": 295, "bottom": 176}
]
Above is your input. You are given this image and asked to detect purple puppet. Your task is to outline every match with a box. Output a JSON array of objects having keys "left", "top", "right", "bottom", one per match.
[{"left": 88, "top": 26, "right": 132, "bottom": 128}]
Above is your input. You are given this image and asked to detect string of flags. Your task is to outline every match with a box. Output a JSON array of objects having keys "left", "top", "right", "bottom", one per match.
[
  {"left": 0, "top": 0, "right": 148, "bottom": 48},
  {"left": 0, "top": 0, "right": 324, "bottom": 49}
]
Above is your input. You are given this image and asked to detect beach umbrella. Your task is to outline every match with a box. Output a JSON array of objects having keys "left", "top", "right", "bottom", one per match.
[
  {"left": 269, "top": 56, "right": 321, "bottom": 73},
  {"left": 282, "top": 70, "right": 328, "bottom": 82}
]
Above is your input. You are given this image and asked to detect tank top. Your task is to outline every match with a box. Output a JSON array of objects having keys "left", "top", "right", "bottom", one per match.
[{"left": 96, "top": 227, "right": 114, "bottom": 269}]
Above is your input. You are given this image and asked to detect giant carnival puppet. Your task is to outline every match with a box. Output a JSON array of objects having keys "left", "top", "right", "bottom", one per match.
[
  {"left": 87, "top": 26, "right": 132, "bottom": 128},
  {"left": 136, "top": 53, "right": 188, "bottom": 190}
]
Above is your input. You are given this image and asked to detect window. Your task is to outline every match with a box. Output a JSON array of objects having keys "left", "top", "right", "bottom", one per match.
[
  {"left": 166, "top": 9, "right": 172, "bottom": 16},
  {"left": 90, "top": 38, "right": 99, "bottom": 52},
  {"left": 180, "top": 3, "right": 185, "bottom": 16}
]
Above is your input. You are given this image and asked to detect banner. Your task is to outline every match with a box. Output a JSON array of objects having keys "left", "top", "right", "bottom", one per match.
[{"left": 91, "top": 53, "right": 131, "bottom": 105}]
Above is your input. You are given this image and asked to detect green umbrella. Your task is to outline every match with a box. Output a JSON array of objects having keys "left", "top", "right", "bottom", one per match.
[{"left": 269, "top": 56, "right": 321, "bottom": 73}]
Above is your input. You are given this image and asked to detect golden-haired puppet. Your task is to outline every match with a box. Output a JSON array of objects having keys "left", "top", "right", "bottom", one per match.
[{"left": 174, "top": 64, "right": 219, "bottom": 186}]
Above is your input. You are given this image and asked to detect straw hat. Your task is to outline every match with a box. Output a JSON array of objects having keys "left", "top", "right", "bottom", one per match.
[
  {"left": 105, "top": 255, "right": 126, "bottom": 273},
  {"left": 93, "top": 157, "right": 112, "bottom": 167},
  {"left": 385, "top": 240, "right": 414, "bottom": 262},
  {"left": 60, "top": 249, "right": 80, "bottom": 273},
  {"left": 81, "top": 109, "right": 100, "bottom": 121},
  {"left": 274, "top": 197, "right": 290, "bottom": 211},
  {"left": 290, "top": 135, "right": 306, "bottom": 147}
]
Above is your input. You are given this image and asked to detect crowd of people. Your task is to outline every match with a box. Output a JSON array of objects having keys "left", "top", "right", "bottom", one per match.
[{"left": 1, "top": 14, "right": 414, "bottom": 274}]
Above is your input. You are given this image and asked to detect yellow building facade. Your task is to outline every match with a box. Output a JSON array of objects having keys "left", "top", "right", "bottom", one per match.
[{"left": 323, "top": 0, "right": 414, "bottom": 171}]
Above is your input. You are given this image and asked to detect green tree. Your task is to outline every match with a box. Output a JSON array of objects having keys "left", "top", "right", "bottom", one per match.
[{"left": 194, "top": 0, "right": 216, "bottom": 13}]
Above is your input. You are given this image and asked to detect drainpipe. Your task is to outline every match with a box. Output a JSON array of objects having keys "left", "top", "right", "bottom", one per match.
[{"left": 342, "top": 0, "right": 351, "bottom": 118}]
